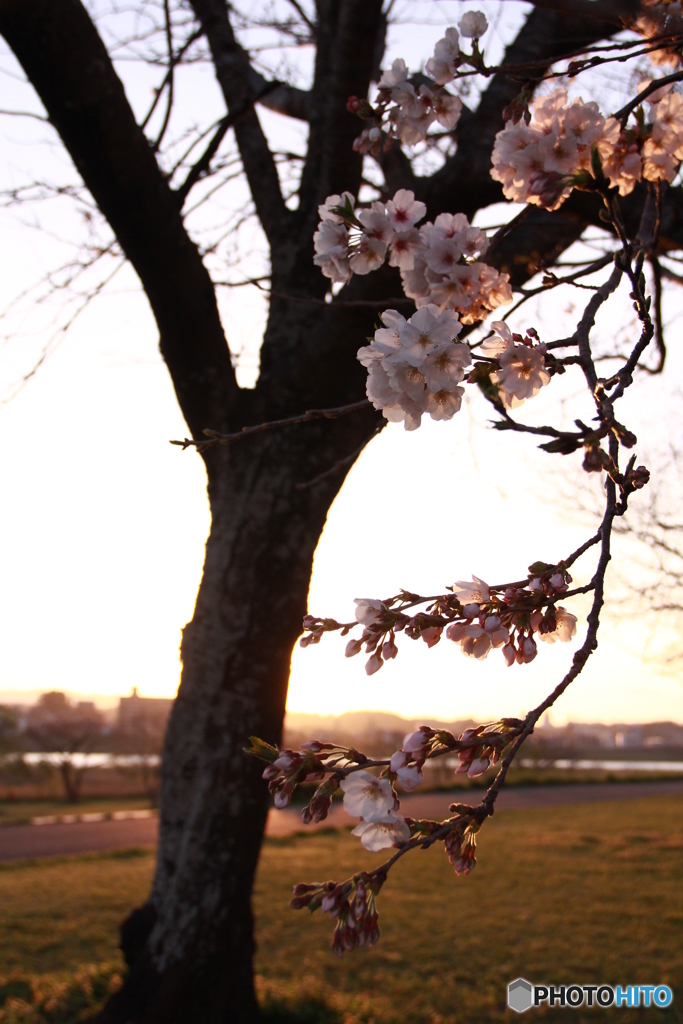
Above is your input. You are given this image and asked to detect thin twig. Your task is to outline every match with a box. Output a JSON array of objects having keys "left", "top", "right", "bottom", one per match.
[{"left": 170, "top": 400, "right": 372, "bottom": 451}]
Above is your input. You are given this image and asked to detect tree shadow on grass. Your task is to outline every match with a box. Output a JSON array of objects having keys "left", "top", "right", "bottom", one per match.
[{"left": 261, "top": 997, "right": 343, "bottom": 1024}]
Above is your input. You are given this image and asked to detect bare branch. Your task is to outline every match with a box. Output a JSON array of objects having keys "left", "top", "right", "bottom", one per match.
[
  {"left": 189, "top": 0, "right": 291, "bottom": 244},
  {"left": 170, "top": 400, "right": 372, "bottom": 452},
  {"left": 0, "top": 0, "right": 240, "bottom": 436}
]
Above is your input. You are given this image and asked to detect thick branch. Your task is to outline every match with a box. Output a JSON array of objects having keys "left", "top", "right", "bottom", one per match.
[
  {"left": 297, "top": 0, "right": 385, "bottom": 224},
  {"left": 248, "top": 69, "right": 311, "bottom": 122},
  {"left": 189, "top": 0, "right": 290, "bottom": 245}
]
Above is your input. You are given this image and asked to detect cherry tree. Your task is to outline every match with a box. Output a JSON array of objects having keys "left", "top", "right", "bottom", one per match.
[
  {"left": 1, "top": 1, "right": 682, "bottom": 1021},
  {"left": 245, "top": 0, "right": 683, "bottom": 971}
]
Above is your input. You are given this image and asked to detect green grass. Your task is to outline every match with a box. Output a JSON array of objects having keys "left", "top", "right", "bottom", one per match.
[
  {"left": 0, "top": 797, "right": 682, "bottom": 1022},
  {"left": 0, "top": 797, "right": 155, "bottom": 828}
]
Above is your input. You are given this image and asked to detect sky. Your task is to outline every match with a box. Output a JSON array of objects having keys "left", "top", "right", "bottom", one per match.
[{"left": 0, "top": 1, "right": 682, "bottom": 726}]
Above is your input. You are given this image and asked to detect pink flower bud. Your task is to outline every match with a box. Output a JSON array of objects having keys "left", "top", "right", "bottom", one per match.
[
  {"left": 452, "top": 854, "right": 476, "bottom": 876},
  {"left": 273, "top": 751, "right": 298, "bottom": 771},
  {"left": 529, "top": 609, "right": 543, "bottom": 631},
  {"left": 322, "top": 888, "right": 343, "bottom": 915},
  {"left": 421, "top": 626, "right": 442, "bottom": 647},
  {"left": 365, "top": 653, "right": 383, "bottom": 675},
  {"left": 458, "top": 727, "right": 481, "bottom": 744},
  {"left": 292, "top": 883, "right": 317, "bottom": 895},
  {"left": 502, "top": 642, "right": 516, "bottom": 667},
  {"left": 468, "top": 756, "right": 490, "bottom": 778},
  {"left": 446, "top": 622, "right": 467, "bottom": 643},
  {"left": 382, "top": 639, "right": 398, "bottom": 660},
  {"left": 463, "top": 602, "right": 480, "bottom": 619},
  {"left": 390, "top": 749, "right": 409, "bottom": 772},
  {"left": 397, "top": 764, "right": 423, "bottom": 790},
  {"left": 274, "top": 789, "right": 291, "bottom": 809},
  {"left": 345, "top": 638, "right": 363, "bottom": 657},
  {"left": 484, "top": 614, "right": 502, "bottom": 632},
  {"left": 262, "top": 764, "right": 279, "bottom": 781},
  {"left": 402, "top": 729, "right": 431, "bottom": 752},
  {"left": 521, "top": 636, "right": 537, "bottom": 663}
]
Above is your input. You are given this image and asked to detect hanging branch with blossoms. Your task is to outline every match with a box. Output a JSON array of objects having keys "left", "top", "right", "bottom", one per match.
[{"left": 171, "top": 6, "right": 680, "bottom": 956}]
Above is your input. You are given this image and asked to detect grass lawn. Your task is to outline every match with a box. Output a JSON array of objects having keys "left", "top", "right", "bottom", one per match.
[{"left": 0, "top": 796, "right": 681, "bottom": 1022}]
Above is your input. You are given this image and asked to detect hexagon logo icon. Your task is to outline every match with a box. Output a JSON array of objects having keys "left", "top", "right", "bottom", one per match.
[{"left": 508, "top": 978, "right": 533, "bottom": 1013}]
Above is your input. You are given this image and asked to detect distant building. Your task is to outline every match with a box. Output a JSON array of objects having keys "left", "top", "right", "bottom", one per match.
[
  {"left": 26, "top": 691, "right": 102, "bottom": 728},
  {"left": 118, "top": 687, "right": 173, "bottom": 729},
  {"left": 38, "top": 691, "right": 69, "bottom": 712}
]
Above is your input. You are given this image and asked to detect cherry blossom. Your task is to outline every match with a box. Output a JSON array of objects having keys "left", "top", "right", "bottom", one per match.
[
  {"left": 352, "top": 126, "right": 390, "bottom": 157},
  {"left": 492, "top": 86, "right": 683, "bottom": 209},
  {"left": 396, "top": 763, "right": 423, "bottom": 790},
  {"left": 391, "top": 83, "right": 440, "bottom": 145},
  {"left": 426, "top": 27, "right": 460, "bottom": 85},
  {"left": 358, "top": 305, "right": 471, "bottom": 429},
  {"left": 378, "top": 58, "right": 410, "bottom": 90},
  {"left": 397, "top": 305, "right": 463, "bottom": 364},
  {"left": 492, "top": 341, "right": 551, "bottom": 408},
  {"left": 385, "top": 189, "right": 427, "bottom": 231},
  {"left": 312, "top": 220, "right": 351, "bottom": 283},
  {"left": 452, "top": 575, "right": 490, "bottom": 604},
  {"left": 352, "top": 810, "right": 411, "bottom": 851},
  {"left": 387, "top": 228, "right": 423, "bottom": 270},
  {"left": 313, "top": 191, "right": 511, "bottom": 327},
  {"left": 636, "top": 2, "right": 683, "bottom": 67},
  {"left": 402, "top": 728, "right": 433, "bottom": 754},
  {"left": 458, "top": 11, "right": 488, "bottom": 39},
  {"left": 354, "top": 598, "right": 386, "bottom": 626},
  {"left": 538, "top": 606, "right": 578, "bottom": 644},
  {"left": 340, "top": 771, "right": 395, "bottom": 820},
  {"left": 432, "top": 91, "right": 463, "bottom": 131}
]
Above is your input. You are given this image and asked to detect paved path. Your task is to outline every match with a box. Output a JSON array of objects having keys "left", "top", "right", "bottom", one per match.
[{"left": 1, "top": 780, "right": 682, "bottom": 862}]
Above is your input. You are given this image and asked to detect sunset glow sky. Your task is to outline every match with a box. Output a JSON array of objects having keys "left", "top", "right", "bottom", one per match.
[{"left": 1, "top": 1, "right": 682, "bottom": 725}]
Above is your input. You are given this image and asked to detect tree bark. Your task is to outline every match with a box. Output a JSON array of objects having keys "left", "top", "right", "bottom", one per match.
[{"left": 97, "top": 401, "right": 377, "bottom": 1024}]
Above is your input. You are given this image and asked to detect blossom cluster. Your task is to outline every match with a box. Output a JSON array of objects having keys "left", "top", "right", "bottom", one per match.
[
  {"left": 348, "top": 13, "right": 488, "bottom": 154},
  {"left": 636, "top": 1, "right": 683, "bottom": 67},
  {"left": 491, "top": 87, "right": 683, "bottom": 209},
  {"left": 359, "top": 58, "right": 463, "bottom": 150},
  {"left": 446, "top": 572, "right": 577, "bottom": 666},
  {"left": 290, "top": 875, "right": 382, "bottom": 955},
  {"left": 356, "top": 314, "right": 549, "bottom": 430},
  {"left": 387, "top": 720, "right": 515, "bottom": 785},
  {"left": 253, "top": 721, "right": 520, "bottom": 847},
  {"left": 313, "top": 190, "right": 512, "bottom": 324},
  {"left": 357, "top": 304, "right": 469, "bottom": 430},
  {"left": 481, "top": 321, "right": 550, "bottom": 409},
  {"left": 397, "top": 212, "right": 512, "bottom": 322},
  {"left": 341, "top": 771, "right": 410, "bottom": 850},
  {"left": 334, "top": 562, "right": 578, "bottom": 676},
  {"left": 251, "top": 718, "right": 521, "bottom": 952}
]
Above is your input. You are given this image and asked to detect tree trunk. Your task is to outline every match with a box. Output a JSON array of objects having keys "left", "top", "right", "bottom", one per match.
[
  {"left": 60, "top": 759, "right": 82, "bottom": 804},
  {"left": 96, "top": 409, "right": 376, "bottom": 1024}
]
